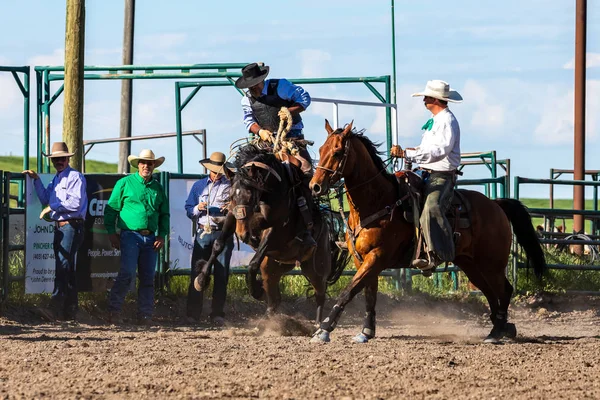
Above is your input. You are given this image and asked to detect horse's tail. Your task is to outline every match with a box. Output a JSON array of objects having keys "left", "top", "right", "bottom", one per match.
[{"left": 495, "top": 198, "right": 547, "bottom": 279}]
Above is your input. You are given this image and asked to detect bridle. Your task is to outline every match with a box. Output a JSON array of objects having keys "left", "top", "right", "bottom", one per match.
[
  {"left": 315, "top": 138, "right": 351, "bottom": 185},
  {"left": 233, "top": 161, "right": 283, "bottom": 220}
]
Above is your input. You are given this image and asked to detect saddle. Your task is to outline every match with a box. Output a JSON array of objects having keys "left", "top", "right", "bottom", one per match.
[{"left": 396, "top": 170, "right": 472, "bottom": 231}]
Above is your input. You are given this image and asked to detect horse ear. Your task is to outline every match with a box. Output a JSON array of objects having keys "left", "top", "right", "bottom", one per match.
[
  {"left": 325, "top": 119, "right": 334, "bottom": 135},
  {"left": 341, "top": 120, "right": 354, "bottom": 137}
]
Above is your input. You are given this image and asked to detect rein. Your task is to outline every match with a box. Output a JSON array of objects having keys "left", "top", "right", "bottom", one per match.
[{"left": 322, "top": 136, "right": 407, "bottom": 262}]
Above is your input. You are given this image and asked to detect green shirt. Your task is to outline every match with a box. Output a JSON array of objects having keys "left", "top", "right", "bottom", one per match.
[{"left": 104, "top": 173, "right": 170, "bottom": 238}]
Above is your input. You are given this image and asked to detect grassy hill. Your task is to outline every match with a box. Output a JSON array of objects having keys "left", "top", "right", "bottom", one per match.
[{"left": 0, "top": 156, "right": 118, "bottom": 174}]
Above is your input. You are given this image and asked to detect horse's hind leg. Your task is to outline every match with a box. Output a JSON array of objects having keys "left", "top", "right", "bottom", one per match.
[
  {"left": 352, "top": 275, "right": 378, "bottom": 343},
  {"left": 261, "top": 257, "right": 285, "bottom": 316},
  {"left": 460, "top": 258, "right": 515, "bottom": 343},
  {"left": 300, "top": 262, "right": 327, "bottom": 324}
]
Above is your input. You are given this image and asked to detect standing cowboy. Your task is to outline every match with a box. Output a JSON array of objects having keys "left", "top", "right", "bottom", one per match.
[
  {"left": 23, "top": 142, "right": 88, "bottom": 320},
  {"left": 184, "top": 152, "right": 235, "bottom": 326},
  {"left": 391, "top": 80, "right": 462, "bottom": 275},
  {"left": 104, "top": 149, "right": 169, "bottom": 325}
]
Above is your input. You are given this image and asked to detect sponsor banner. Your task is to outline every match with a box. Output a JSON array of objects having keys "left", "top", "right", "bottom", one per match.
[
  {"left": 25, "top": 175, "right": 55, "bottom": 294},
  {"left": 25, "top": 174, "right": 123, "bottom": 294},
  {"left": 79, "top": 174, "right": 123, "bottom": 292},
  {"left": 168, "top": 178, "right": 255, "bottom": 271}
]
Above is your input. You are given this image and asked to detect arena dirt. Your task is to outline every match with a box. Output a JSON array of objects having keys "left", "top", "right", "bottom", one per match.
[{"left": 1, "top": 293, "right": 599, "bottom": 399}]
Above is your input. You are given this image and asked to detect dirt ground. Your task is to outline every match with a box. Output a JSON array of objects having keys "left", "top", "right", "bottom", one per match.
[{"left": 1, "top": 293, "right": 599, "bottom": 399}]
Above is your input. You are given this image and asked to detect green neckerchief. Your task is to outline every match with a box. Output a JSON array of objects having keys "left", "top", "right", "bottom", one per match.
[{"left": 421, "top": 118, "right": 434, "bottom": 131}]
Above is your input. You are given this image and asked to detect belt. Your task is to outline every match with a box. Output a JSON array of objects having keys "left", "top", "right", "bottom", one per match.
[
  {"left": 55, "top": 219, "right": 84, "bottom": 227},
  {"left": 418, "top": 168, "right": 459, "bottom": 175},
  {"left": 198, "top": 226, "right": 220, "bottom": 233},
  {"left": 123, "top": 229, "right": 154, "bottom": 236}
]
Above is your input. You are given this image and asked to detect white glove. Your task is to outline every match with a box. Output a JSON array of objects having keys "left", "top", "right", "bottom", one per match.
[{"left": 258, "top": 129, "right": 274, "bottom": 142}]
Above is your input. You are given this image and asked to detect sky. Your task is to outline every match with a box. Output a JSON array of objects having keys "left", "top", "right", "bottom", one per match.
[{"left": 1, "top": 0, "right": 599, "bottom": 199}]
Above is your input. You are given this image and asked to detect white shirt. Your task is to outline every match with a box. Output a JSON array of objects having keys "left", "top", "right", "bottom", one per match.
[{"left": 404, "top": 108, "right": 461, "bottom": 171}]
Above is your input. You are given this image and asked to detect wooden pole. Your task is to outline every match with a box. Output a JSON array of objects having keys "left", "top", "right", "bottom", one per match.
[
  {"left": 118, "top": 0, "right": 135, "bottom": 173},
  {"left": 573, "top": 0, "right": 587, "bottom": 253},
  {"left": 63, "top": 0, "right": 86, "bottom": 171}
]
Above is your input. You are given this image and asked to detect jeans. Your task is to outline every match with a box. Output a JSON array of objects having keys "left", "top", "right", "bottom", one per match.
[
  {"left": 187, "top": 230, "right": 234, "bottom": 319},
  {"left": 420, "top": 171, "right": 456, "bottom": 262},
  {"left": 108, "top": 230, "right": 157, "bottom": 318},
  {"left": 52, "top": 220, "right": 85, "bottom": 315}
]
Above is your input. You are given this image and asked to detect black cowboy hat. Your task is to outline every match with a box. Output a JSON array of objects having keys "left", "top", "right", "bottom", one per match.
[{"left": 234, "top": 63, "right": 270, "bottom": 89}]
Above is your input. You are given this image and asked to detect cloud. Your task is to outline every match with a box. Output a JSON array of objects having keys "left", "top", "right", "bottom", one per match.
[
  {"left": 462, "top": 80, "right": 506, "bottom": 131},
  {"left": 139, "top": 33, "right": 187, "bottom": 50},
  {"left": 0, "top": 74, "right": 22, "bottom": 111},
  {"left": 563, "top": 53, "right": 600, "bottom": 69},
  {"left": 28, "top": 49, "right": 65, "bottom": 66},
  {"left": 298, "top": 49, "right": 332, "bottom": 78},
  {"left": 533, "top": 80, "right": 600, "bottom": 144}
]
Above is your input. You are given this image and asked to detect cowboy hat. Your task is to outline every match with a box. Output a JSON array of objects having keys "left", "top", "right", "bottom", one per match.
[
  {"left": 199, "top": 152, "right": 234, "bottom": 175},
  {"left": 127, "top": 149, "right": 165, "bottom": 169},
  {"left": 42, "top": 142, "right": 75, "bottom": 158},
  {"left": 234, "top": 62, "right": 270, "bottom": 89},
  {"left": 411, "top": 80, "right": 463, "bottom": 103}
]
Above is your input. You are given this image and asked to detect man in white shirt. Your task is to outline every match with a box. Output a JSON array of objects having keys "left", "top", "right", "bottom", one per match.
[{"left": 391, "top": 80, "right": 463, "bottom": 275}]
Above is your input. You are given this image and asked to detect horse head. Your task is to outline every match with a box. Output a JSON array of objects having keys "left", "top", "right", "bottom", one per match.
[
  {"left": 310, "top": 119, "right": 355, "bottom": 197},
  {"left": 230, "top": 144, "right": 287, "bottom": 244}
]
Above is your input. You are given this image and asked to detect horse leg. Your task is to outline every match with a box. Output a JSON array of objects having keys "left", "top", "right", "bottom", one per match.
[
  {"left": 299, "top": 227, "right": 330, "bottom": 324},
  {"left": 245, "top": 228, "right": 273, "bottom": 300},
  {"left": 261, "top": 257, "right": 284, "bottom": 316},
  {"left": 351, "top": 275, "right": 378, "bottom": 343},
  {"left": 310, "top": 250, "right": 386, "bottom": 343},
  {"left": 460, "top": 258, "right": 515, "bottom": 343},
  {"left": 194, "top": 213, "right": 237, "bottom": 291}
]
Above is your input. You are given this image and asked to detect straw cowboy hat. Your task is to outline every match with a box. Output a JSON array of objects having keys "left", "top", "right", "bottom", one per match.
[
  {"left": 42, "top": 142, "right": 75, "bottom": 158},
  {"left": 234, "top": 62, "right": 270, "bottom": 89},
  {"left": 127, "top": 149, "right": 165, "bottom": 169},
  {"left": 412, "top": 80, "right": 463, "bottom": 103},
  {"left": 199, "top": 152, "right": 234, "bottom": 176}
]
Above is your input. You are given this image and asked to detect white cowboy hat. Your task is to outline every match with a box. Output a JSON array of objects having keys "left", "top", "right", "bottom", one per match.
[
  {"left": 42, "top": 142, "right": 75, "bottom": 158},
  {"left": 199, "top": 152, "right": 234, "bottom": 176},
  {"left": 127, "top": 149, "right": 165, "bottom": 169},
  {"left": 411, "top": 80, "right": 463, "bottom": 103}
]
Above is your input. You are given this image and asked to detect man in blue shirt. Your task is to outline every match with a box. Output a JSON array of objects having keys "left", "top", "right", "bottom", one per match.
[
  {"left": 184, "top": 152, "right": 234, "bottom": 326},
  {"left": 236, "top": 63, "right": 316, "bottom": 249},
  {"left": 23, "top": 142, "right": 88, "bottom": 320}
]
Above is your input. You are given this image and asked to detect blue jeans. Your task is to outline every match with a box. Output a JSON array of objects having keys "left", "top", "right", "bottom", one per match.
[
  {"left": 52, "top": 220, "right": 85, "bottom": 315},
  {"left": 109, "top": 230, "right": 157, "bottom": 318},
  {"left": 187, "top": 230, "right": 234, "bottom": 319}
]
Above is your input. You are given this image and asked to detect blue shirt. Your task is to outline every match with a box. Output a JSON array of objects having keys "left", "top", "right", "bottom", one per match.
[
  {"left": 241, "top": 78, "right": 311, "bottom": 133},
  {"left": 184, "top": 175, "right": 231, "bottom": 231},
  {"left": 33, "top": 166, "right": 88, "bottom": 221}
]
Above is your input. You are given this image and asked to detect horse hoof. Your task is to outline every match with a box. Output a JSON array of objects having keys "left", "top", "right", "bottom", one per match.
[
  {"left": 483, "top": 335, "right": 501, "bottom": 344},
  {"left": 193, "top": 276, "right": 204, "bottom": 292},
  {"left": 352, "top": 333, "right": 369, "bottom": 344},
  {"left": 310, "top": 328, "right": 330, "bottom": 344},
  {"left": 504, "top": 323, "right": 517, "bottom": 339}
]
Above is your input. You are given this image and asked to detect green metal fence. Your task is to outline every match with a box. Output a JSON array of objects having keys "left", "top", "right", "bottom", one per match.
[{"left": 512, "top": 176, "right": 600, "bottom": 290}]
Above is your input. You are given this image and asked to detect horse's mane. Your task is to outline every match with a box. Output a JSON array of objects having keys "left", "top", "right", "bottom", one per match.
[
  {"left": 334, "top": 127, "right": 398, "bottom": 188},
  {"left": 233, "top": 143, "right": 284, "bottom": 187}
]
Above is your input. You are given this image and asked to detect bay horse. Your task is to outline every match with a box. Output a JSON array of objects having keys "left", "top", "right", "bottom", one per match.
[
  {"left": 194, "top": 143, "right": 347, "bottom": 322},
  {"left": 308, "top": 120, "right": 546, "bottom": 343}
]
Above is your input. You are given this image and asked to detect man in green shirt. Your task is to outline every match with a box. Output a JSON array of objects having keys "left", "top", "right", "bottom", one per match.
[{"left": 104, "top": 149, "right": 170, "bottom": 325}]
